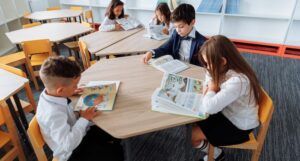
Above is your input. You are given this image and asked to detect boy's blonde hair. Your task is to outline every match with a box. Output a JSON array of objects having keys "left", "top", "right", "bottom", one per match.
[{"left": 40, "top": 56, "right": 81, "bottom": 90}]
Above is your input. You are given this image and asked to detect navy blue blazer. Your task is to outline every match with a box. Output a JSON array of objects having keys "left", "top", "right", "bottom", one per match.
[{"left": 153, "top": 30, "right": 207, "bottom": 66}]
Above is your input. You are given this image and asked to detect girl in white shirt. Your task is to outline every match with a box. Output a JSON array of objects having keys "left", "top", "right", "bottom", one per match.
[
  {"left": 149, "top": 3, "right": 174, "bottom": 35},
  {"left": 192, "top": 35, "right": 261, "bottom": 161},
  {"left": 100, "top": 0, "right": 126, "bottom": 31}
]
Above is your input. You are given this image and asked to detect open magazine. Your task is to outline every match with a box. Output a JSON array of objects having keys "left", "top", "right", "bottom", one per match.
[
  {"left": 144, "top": 24, "right": 170, "bottom": 41},
  {"left": 149, "top": 55, "right": 189, "bottom": 74},
  {"left": 116, "top": 18, "right": 143, "bottom": 31},
  {"left": 152, "top": 73, "right": 208, "bottom": 119},
  {"left": 74, "top": 81, "right": 120, "bottom": 111}
]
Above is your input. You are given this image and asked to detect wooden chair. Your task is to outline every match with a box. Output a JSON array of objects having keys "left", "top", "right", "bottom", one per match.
[
  {"left": 21, "top": 12, "right": 31, "bottom": 25},
  {"left": 207, "top": 89, "right": 274, "bottom": 161},
  {"left": 47, "top": 6, "right": 61, "bottom": 11},
  {"left": 70, "top": 6, "right": 83, "bottom": 11},
  {"left": 22, "top": 39, "right": 53, "bottom": 91},
  {"left": 84, "top": 10, "right": 96, "bottom": 30},
  {"left": 28, "top": 116, "right": 58, "bottom": 161},
  {"left": 0, "top": 102, "right": 26, "bottom": 161},
  {"left": 0, "top": 64, "right": 37, "bottom": 113},
  {"left": 78, "top": 40, "right": 97, "bottom": 70},
  {"left": 22, "top": 22, "right": 42, "bottom": 29}
]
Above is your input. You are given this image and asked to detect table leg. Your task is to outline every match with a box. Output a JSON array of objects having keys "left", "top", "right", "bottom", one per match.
[
  {"left": 16, "top": 44, "right": 21, "bottom": 51},
  {"left": 122, "top": 139, "right": 132, "bottom": 161},
  {"left": 79, "top": 16, "right": 82, "bottom": 23},
  {"left": 54, "top": 42, "right": 61, "bottom": 56},
  {"left": 185, "top": 124, "right": 193, "bottom": 161},
  {"left": 12, "top": 94, "right": 28, "bottom": 129}
]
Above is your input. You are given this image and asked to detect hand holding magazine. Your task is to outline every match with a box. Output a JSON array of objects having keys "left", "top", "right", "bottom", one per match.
[
  {"left": 144, "top": 24, "right": 170, "bottom": 41},
  {"left": 116, "top": 17, "right": 143, "bottom": 31},
  {"left": 152, "top": 73, "right": 208, "bottom": 118},
  {"left": 75, "top": 81, "right": 120, "bottom": 111},
  {"left": 149, "top": 55, "right": 189, "bottom": 74}
]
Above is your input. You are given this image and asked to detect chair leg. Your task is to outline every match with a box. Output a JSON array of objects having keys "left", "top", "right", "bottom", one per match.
[
  {"left": 251, "top": 149, "right": 261, "bottom": 161},
  {"left": 68, "top": 48, "right": 73, "bottom": 57},
  {"left": 208, "top": 144, "right": 214, "bottom": 161},
  {"left": 25, "top": 62, "right": 39, "bottom": 91}
]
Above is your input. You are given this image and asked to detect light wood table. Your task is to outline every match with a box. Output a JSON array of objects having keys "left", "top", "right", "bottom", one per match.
[
  {"left": 25, "top": 9, "right": 82, "bottom": 22},
  {"left": 0, "top": 69, "right": 33, "bottom": 158},
  {"left": 77, "top": 55, "right": 206, "bottom": 160},
  {"left": 5, "top": 22, "right": 92, "bottom": 55},
  {"left": 79, "top": 28, "right": 143, "bottom": 54},
  {"left": 95, "top": 29, "right": 168, "bottom": 56}
]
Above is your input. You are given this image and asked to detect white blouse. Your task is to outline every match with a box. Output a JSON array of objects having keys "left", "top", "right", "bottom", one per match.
[
  {"left": 200, "top": 70, "right": 260, "bottom": 130},
  {"left": 149, "top": 18, "right": 175, "bottom": 35},
  {"left": 99, "top": 16, "right": 118, "bottom": 31}
]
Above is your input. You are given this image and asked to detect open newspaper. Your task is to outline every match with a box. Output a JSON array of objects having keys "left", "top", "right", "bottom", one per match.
[
  {"left": 152, "top": 73, "right": 208, "bottom": 119},
  {"left": 116, "top": 17, "right": 143, "bottom": 31},
  {"left": 144, "top": 24, "right": 170, "bottom": 41},
  {"left": 75, "top": 81, "right": 120, "bottom": 111},
  {"left": 149, "top": 55, "right": 189, "bottom": 74}
]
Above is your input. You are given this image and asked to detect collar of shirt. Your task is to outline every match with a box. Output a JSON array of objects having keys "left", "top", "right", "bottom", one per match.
[
  {"left": 180, "top": 27, "right": 196, "bottom": 40},
  {"left": 41, "top": 90, "right": 70, "bottom": 107}
]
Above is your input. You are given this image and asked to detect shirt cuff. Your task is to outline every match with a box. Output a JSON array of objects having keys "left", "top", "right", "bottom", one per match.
[
  {"left": 150, "top": 50, "right": 156, "bottom": 58},
  {"left": 77, "top": 117, "right": 90, "bottom": 129},
  {"left": 205, "top": 91, "right": 216, "bottom": 97}
]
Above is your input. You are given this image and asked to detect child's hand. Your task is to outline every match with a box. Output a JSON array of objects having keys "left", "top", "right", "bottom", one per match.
[
  {"left": 208, "top": 81, "right": 220, "bottom": 92},
  {"left": 203, "top": 85, "right": 208, "bottom": 95},
  {"left": 124, "top": 14, "right": 129, "bottom": 18},
  {"left": 115, "top": 24, "right": 123, "bottom": 31},
  {"left": 142, "top": 51, "right": 153, "bottom": 64},
  {"left": 162, "top": 27, "right": 169, "bottom": 35},
  {"left": 80, "top": 107, "right": 99, "bottom": 121},
  {"left": 73, "top": 88, "right": 84, "bottom": 95}
]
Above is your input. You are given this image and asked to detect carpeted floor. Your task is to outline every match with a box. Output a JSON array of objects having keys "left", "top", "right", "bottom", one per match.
[{"left": 19, "top": 52, "right": 300, "bottom": 161}]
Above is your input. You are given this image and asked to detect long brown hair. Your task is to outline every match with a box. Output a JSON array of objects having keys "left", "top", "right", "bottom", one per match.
[
  {"left": 105, "top": 0, "right": 125, "bottom": 20},
  {"left": 198, "top": 35, "right": 261, "bottom": 104},
  {"left": 155, "top": 3, "right": 171, "bottom": 26}
]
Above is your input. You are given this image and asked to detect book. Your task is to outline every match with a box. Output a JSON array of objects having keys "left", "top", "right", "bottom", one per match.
[
  {"left": 197, "top": 0, "right": 223, "bottom": 13},
  {"left": 151, "top": 73, "right": 208, "bottom": 119},
  {"left": 116, "top": 17, "right": 143, "bottom": 31},
  {"left": 226, "top": 0, "right": 239, "bottom": 14},
  {"left": 149, "top": 55, "right": 189, "bottom": 74},
  {"left": 144, "top": 24, "right": 170, "bottom": 41},
  {"left": 74, "top": 81, "right": 120, "bottom": 111}
]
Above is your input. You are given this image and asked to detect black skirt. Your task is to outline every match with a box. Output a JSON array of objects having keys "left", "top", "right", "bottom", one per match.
[{"left": 197, "top": 112, "right": 253, "bottom": 146}]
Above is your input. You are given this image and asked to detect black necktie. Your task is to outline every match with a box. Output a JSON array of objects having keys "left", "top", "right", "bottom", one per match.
[
  {"left": 180, "top": 36, "right": 192, "bottom": 41},
  {"left": 67, "top": 98, "right": 72, "bottom": 104}
]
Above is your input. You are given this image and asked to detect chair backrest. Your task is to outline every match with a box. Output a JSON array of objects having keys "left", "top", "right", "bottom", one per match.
[
  {"left": 47, "top": 6, "right": 61, "bottom": 11},
  {"left": 0, "top": 64, "right": 37, "bottom": 112},
  {"left": 81, "top": 22, "right": 91, "bottom": 28},
  {"left": 78, "top": 40, "right": 91, "bottom": 70},
  {"left": 28, "top": 116, "right": 48, "bottom": 161},
  {"left": 70, "top": 6, "right": 83, "bottom": 11},
  {"left": 84, "top": 10, "right": 95, "bottom": 29},
  {"left": 22, "top": 22, "right": 42, "bottom": 29},
  {"left": 0, "top": 108, "right": 4, "bottom": 125},
  {"left": 21, "top": 12, "right": 31, "bottom": 25},
  {"left": 22, "top": 39, "right": 53, "bottom": 57}
]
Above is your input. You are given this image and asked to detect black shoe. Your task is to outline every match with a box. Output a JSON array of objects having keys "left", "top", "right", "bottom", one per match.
[{"left": 199, "top": 150, "right": 225, "bottom": 161}]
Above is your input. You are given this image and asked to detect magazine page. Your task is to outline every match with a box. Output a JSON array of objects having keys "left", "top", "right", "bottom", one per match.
[
  {"left": 75, "top": 83, "right": 117, "bottom": 111},
  {"left": 117, "top": 18, "right": 142, "bottom": 30},
  {"left": 149, "top": 55, "right": 189, "bottom": 74},
  {"left": 144, "top": 24, "right": 170, "bottom": 40}
]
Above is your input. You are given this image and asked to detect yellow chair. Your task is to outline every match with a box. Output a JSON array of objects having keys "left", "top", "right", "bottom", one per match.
[
  {"left": 0, "top": 64, "right": 36, "bottom": 113},
  {"left": 70, "top": 6, "right": 83, "bottom": 11},
  {"left": 0, "top": 103, "right": 26, "bottom": 161},
  {"left": 21, "top": 12, "right": 31, "bottom": 25},
  {"left": 207, "top": 89, "right": 274, "bottom": 161},
  {"left": 78, "top": 40, "right": 97, "bottom": 70},
  {"left": 22, "top": 22, "right": 42, "bottom": 29},
  {"left": 47, "top": 6, "right": 61, "bottom": 11},
  {"left": 22, "top": 39, "right": 53, "bottom": 90},
  {"left": 84, "top": 10, "right": 96, "bottom": 30},
  {"left": 28, "top": 117, "right": 58, "bottom": 161}
]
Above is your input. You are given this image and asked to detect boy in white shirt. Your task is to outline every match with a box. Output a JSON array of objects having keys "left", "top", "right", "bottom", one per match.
[{"left": 36, "top": 56, "right": 124, "bottom": 161}]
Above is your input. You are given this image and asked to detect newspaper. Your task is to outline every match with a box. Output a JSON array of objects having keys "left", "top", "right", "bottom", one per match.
[
  {"left": 149, "top": 55, "right": 189, "bottom": 74},
  {"left": 152, "top": 73, "right": 207, "bottom": 118},
  {"left": 116, "top": 17, "right": 143, "bottom": 30},
  {"left": 144, "top": 24, "right": 170, "bottom": 40},
  {"left": 75, "top": 81, "right": 120, "bottom": 111}
]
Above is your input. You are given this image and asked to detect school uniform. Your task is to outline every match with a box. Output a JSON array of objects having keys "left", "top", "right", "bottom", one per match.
[
  {"left": 151, "top": 27, "right": 206, "bottom": 66},
  {"left": 36, "top": 90, "right": 124, "bottom": 161},
  {"left": 197, "top": 70, "right": 260, "bottom": 146},
  {"left": 99, "top": 16, "right": 119, "bottom": 31}
]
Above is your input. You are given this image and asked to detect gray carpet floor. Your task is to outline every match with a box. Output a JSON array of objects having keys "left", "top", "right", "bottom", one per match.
[{"left": 19, "top": 52, "right": 300, "bottom": 161}]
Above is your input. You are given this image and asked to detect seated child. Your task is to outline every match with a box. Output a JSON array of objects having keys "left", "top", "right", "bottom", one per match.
[
  {"left": 100, "top": 0, "right": 126, "bottom": 31},
  {"left": 149, "top": 2, "right": 174, "bottom": 35}
]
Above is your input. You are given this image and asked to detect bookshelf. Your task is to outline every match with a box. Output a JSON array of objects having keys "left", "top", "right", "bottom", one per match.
[
  {"left": 49, "top": 0, "right": 297, "bottom": 59},
  {"left": 0, "top": 0, "right": 29, "bottom": 56}
]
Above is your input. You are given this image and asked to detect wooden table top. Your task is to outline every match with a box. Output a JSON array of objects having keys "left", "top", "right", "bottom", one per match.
[
  {"left": 25, "top": 9, "right": 82, "bottom": 21},
  {"left": 5, "top": 23, "right": 92, "bottom": 44},
  {"left": 76, "top": 55, "right": 206, "bottom": 139}
]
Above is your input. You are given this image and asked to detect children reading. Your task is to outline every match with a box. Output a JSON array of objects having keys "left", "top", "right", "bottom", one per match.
[
  {"left": 142, "top": 3, "right": 207, "bottom": 66},
  {"left": 149, "top": 3, "right": 174, "bottom": 35},
  {"left": 100, "top": 0, "right": 126, "bottom": 31},
  {"left": 36, "top": 56, "right": 124, "bottom": 161},
  {"left": 192, "top": 35, "right": 261, "bottom": 161}
]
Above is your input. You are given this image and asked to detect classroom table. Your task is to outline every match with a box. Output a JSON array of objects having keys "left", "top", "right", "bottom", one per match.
[
  {"left": 76, "top": 55, "right": 206, "bottom": 160},
  {"left": 25, "top": 9, "right": 83, "bottom": 23},
  {"left": 79, "top": 28, "right": 143, "bottom": 54},
  {"left": 95, "top": 29, "right": 168, "bottom": 56},
  {"left": 5, "top": 23, "right": 92, "bottom": 55},
  {"left": 0, "top": 69, "right": 33, "bottom": 155}
]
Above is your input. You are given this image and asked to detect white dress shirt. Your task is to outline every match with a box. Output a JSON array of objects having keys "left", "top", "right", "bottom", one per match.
[
  {"left": 99, "top": 16, "right": 118, "bottom": 31},
  {"left": 148, "top": 18, "right": 175, "bottom": 35},
  {"left": 36, "top": 90, "right": 89, "bottom": 161},
  {"left": 200, "top": 70, "right": 260, "bottom": 130},
  {"left": 178, "top": 27, "right": 196, "bottom": 62}
]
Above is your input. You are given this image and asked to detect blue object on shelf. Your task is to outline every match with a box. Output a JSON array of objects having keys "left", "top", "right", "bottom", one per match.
[
  {"left": 226, "top": 0, "right": 240, "bottom": 14},
  {"left": 197, "top": 0, "right": 223, "bottom": 13}
]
